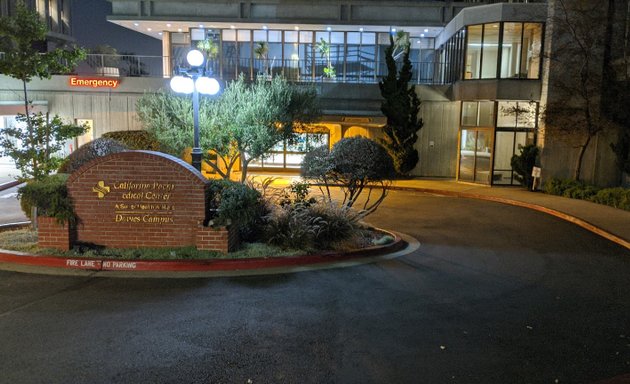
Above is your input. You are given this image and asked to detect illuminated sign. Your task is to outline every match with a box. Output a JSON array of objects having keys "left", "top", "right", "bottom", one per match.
[{"left": 69, "top": 77, "right": 120, "bottom": 89}]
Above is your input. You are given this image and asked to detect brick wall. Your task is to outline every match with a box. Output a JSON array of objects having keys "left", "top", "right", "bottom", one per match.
[
  {"left": 196, "top": 225, "right": 239, "bottom": 253},
  {"left": 38, "top": 217, "right": 72, "bottom": 251},
  {"left": 67, "top": 151, "right": 209, "bottom": 249}
]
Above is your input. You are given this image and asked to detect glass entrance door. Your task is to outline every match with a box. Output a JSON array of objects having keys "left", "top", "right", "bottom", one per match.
[
  {"left": 459, "top": 128, "right": 493, "bottom": 184},
  {"left": 493, "top": 130, "right": 530, "bottom": 185}
]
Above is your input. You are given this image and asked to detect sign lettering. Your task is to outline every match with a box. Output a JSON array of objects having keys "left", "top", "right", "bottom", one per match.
[
  {"left": 69, "top": 77, "right": 120, "bottom": 89},
  {"left": 94, "top": 181, "right": 176, "bottom": 225}
]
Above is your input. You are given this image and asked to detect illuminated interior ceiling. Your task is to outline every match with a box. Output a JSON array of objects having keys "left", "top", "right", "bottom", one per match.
[{"left": 107, "top": 19, "right": 443, "bottom": 41}]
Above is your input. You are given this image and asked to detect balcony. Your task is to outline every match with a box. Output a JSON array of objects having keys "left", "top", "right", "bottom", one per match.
[{"left": 73, "top": 54, "right": 447, "bottom": 85}]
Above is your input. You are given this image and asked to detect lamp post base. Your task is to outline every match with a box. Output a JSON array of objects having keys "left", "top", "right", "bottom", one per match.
[{"left": 191, "top": 148, "right": 203, "bottom": 172}]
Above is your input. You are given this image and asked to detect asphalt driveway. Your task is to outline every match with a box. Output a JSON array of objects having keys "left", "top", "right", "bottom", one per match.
[{"left": 0, "top": 191, "right": 628, "bottom": 383}]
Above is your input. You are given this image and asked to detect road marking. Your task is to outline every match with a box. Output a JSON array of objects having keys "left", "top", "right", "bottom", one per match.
[{"left": 0, "top": 192, "right": 18, "bottom": 199}]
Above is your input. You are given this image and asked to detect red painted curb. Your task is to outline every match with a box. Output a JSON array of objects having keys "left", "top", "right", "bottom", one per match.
[{"left": 0, "top": 230, "right": 406, "bottom": 273}]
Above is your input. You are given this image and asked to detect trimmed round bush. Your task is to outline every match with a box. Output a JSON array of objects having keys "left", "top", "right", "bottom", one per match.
[
  {"left": 330, "top": 136, "right": 396, "bottom": 181},
  {"left": 102, "top": 130, "right": 161, "bottom": 150},
  {"left": 18, "top": 173, "right": 74, "bottom": 223},
  {"left": 58, "top": 138, "right": 128, "bottom": 174},
  {"left": 301, "top": 146, "right": 332, "bottom": 179}
]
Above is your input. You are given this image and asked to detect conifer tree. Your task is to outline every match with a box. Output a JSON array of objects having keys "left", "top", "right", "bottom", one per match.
[{"left": 378, "top": 32, "right": 423, "bottom": 176}]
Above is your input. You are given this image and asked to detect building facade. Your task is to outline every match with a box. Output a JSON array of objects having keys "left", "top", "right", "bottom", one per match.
[
  {"left": 0, "top": 0, "right": 624, "bottom": 186},
  {"left": 0, "top": 0, "right": 73, "bottom": 48}
]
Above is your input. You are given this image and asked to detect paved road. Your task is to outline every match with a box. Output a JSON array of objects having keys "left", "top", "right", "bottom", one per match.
[
  {"left": 0, "top": 184, "right": 28, "bottom": 224},
  {"left": 0, "top": 191, "right": 628, "bottom": 384}
]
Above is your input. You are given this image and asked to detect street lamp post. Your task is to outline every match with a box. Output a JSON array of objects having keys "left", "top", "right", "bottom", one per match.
[{"left": 169, "top": 49, "right": 220, "bottom": 171}]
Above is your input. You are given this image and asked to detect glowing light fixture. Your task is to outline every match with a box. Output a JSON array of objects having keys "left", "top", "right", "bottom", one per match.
[{"left": 169, "top": 49, "right": 221, "bottom": 171}]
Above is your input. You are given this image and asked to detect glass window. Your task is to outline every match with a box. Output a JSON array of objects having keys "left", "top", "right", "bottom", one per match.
[
  {"left": 497, "top": 101, "right": 537, "bottom": 128},
  {"left": 497, "top": 101, "right": 518, "bottom": 127},
  {"left": 347, "top": 32, "right": 361, "bottom": 45},
  {"left": 465, "top": 25, "right": 482, "bottom": 79},
  {"left": 494, "top": 131, "right": 515, "bottom": 170},
  {"left": 462, "top": 101, "right": 494, "bottom": 126},
  {"left": 267, "top": 30, "right": 282, "bottom": 43},
  {"left": 361, "top": 32, "right": 376, "bottom": 45},
  {"left": 253, "top": 30, "right": 267, "bottom": 42},
  {"left": 501, "top": 23, "right": 523, "bottom": 78},
  {"left": 474, "top": 130, "right": 493, "bottom": 183},
  {"left": 523, "top": 23, "right": 542, "bottom": 79},
  {"left": 237, "top": 30, "right": 250, "bottom": 42},
  {"left": 330, "top": 32, "right": 344, "bottom": 45},
  {"left": 478, "top": 101, "right": 495, "bottom": 126},
  {"left": 459, "top": 129, "right": 476, "bottom": 181},
  {"left": 316, "top": 32, "right": 329, "bottom": 43},
  {"left": 285, "top": 42, "right": 299, "bottom": 60},
  {"left": 299, "top": 31, "right": 313, "bottom": 44},
  {"left": 462, "top": 102, "right": 478, "bottom": 126},
  {"left": 481, "top": 23, "right": 499, "bottom": 79},
  {"left": 222, "top": 29, "right": 236, "bottom": 42},
  {"left": 284, "top": 30, "right": 298, "bottom": 43},
  {"left": 493, "top": 131, "right": 529, "bottom": 185}
]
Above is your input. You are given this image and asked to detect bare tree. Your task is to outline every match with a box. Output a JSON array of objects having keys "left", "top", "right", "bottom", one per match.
[{"left": 543, "top": 0, "right": 620, "bottom": 181}]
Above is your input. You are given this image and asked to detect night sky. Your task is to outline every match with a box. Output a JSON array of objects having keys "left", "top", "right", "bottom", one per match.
[{"left": 71, "top": 0, "right": 161, "bottom": 56}]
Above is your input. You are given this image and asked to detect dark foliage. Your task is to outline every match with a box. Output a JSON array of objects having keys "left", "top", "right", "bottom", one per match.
[
  {"left": 378, "top": 34, "right": 423, "bottom": 175},
  {"left": 301, "top": 137, "right": 395, "bottom": 215},
  {"left": 510, "top": 144, "right": 540, "bottom": 188},
  {"left": 205, "top": 179, "right": 267, "bottom": 241},
  {"left": 58, "top": 138, "right": 128, "bottom": 174},
  {"left": 102, "top": 130, "right": 161, "bottom": 151},
  {"left": 18, "top": 174, "right": 75, "bottom": 224}
]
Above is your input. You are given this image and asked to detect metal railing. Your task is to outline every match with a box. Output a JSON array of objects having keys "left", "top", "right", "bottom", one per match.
[
  {"left": 73, "top": 54, "right": 166, "bottom": 78},
  {"left": 213, "top": 58, "right": 443, "bottom": 84},
  {"left": 64, "top": 54, "right": 448, "bottom": 85}
]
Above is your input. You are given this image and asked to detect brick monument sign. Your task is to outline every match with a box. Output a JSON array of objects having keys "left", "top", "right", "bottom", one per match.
[{"left": 49, "top": 151, "right": 237, "bottom": 252}]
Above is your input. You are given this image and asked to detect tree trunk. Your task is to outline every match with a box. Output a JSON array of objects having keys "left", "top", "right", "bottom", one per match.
[
  {"left": 239, "top": 151, "right": 249, "bottom": 183},
  {"left": 574, "top": 134, "right": 593, "bottom": 181},
  {"left": 23, "top": 79, "right": 36, "bottom": 179}
]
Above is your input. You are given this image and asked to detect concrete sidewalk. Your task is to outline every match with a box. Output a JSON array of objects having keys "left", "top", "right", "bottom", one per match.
[{"left": 388, "top": 178, "right": 630, "bottom": 250}]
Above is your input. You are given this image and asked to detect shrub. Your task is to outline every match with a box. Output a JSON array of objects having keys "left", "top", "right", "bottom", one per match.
[
  {"left": 543, "top": 178, "right": 584, "bottom": 196},
  {"left": 563, "top": 184, "right": 599, "bottom": 200},
  {"left": 264, "top": 203, "right": 326, "bottom": 250},
  {"left": 590, "top": 188, "right": 630, "bottom": 210},
  {"left": 510, "top": 144, "right": 539, "bottom": 188},
  {"left": 279, "top": 180, "right": 317, "bottom": 207},
  {"left": 18, "top": 173, "right": 75, "bottom": 224},
  {"left": 205, "top": 179, "right": 267, "bottom": 241},
  {"left": 264, "top": 201, "right": 363, "bottom": 250},
  {"left": 543, "top": 178, "right": 630, "bottom": 211},
  {"left": 101, "top": 130, "right": 160, "bottom": 150},
  {"left": 301, "top": 137, "right": 395, "bottom": 215},
  {"left": 58, "top": 138, "right": 128, "bottom": 174},
  {"left": 307, "top": 201, "right": 362, "bottom": 247}
]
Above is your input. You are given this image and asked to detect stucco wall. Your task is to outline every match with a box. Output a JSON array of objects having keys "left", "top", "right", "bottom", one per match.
[{"left": 0, "top": 75, "right": 166, "bottom": 137}]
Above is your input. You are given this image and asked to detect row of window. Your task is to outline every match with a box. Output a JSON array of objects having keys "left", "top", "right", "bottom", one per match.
[
  {"left": 170, "top": 22, "right": 543, "bottom": 84},
  {"left": 462, "top": 100, "right": 538, "bottom": 128},
  {"left": 170, "top": 29, "right": 436, "bottom": 82},
  {"left": 0, "top": 0, "right": 71, "bottom": 36},
  {"left": 438, "top": 22, "right": 543, "bottom": 82}
]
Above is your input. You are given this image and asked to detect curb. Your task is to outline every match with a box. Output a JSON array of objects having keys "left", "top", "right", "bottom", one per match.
[
  {"left": 0, "top": 222, "right": 31, "bottom": 232},
  {"left": 0, "top": 180, "right": 20, "bottom": 192},
  {"left": 389, "top": 185, "right": 630, "bottom": 251},
  {"left": 0, "top": 229, "right": 408, "bottom": 276}
]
